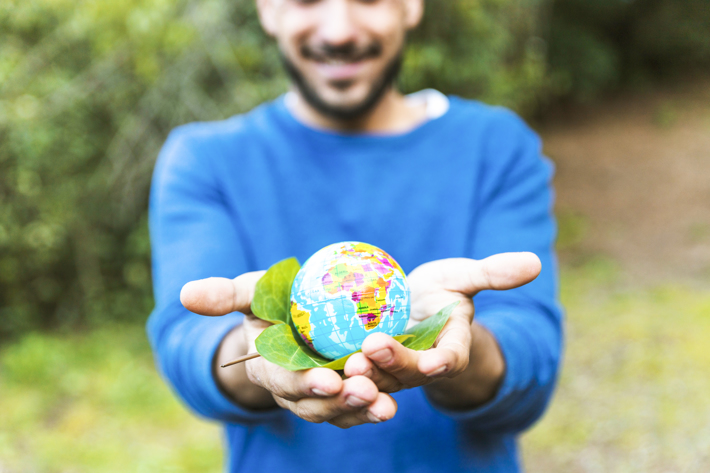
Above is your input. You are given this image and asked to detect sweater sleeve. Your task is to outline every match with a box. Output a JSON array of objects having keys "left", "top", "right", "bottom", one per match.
[
  {"left": 146, "top": 126, "right": 280, "bottom": 423},
  {"left": 433, "top": 110, "right": 563, "bottom": 434}
]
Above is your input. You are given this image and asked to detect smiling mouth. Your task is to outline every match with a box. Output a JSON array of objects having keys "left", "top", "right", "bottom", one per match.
[{"left": 300, "top": 42, "right": 382, "bottom": 66}]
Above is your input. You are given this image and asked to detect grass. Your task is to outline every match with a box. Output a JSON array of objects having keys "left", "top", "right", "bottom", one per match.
[
  {"left": 0, "top": 325, "right": 223, "bottom": 473},
  {"left": 1, "top": 261, "right": 709, "bottom": 472},
  {"left": 522, "top": 261, "right": 710, "bottom": 472}
]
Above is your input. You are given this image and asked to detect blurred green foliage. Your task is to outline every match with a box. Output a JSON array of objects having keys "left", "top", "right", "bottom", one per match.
[
  {"left": 548, "top": 0, "right": 710, "bottom": 100},
  {"left": 1, "top": 0, "right": 709, "bottom": 337},
  {"left": 403, "top": 0, "right": 549, "bottom": 114}
]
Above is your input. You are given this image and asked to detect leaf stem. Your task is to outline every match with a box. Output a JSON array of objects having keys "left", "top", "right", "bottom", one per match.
[{"left": 221, "top": 352, "right": 261, "bottom": 368}]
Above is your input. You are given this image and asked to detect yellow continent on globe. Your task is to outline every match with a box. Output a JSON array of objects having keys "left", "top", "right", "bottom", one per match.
[{"left": 291, "top": 303, "right": 314, "bottom": 349}]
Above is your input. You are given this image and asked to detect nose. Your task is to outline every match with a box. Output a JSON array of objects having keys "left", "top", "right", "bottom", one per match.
[{"left": 317, "top": 0, "right": 359, "bottom": 47}]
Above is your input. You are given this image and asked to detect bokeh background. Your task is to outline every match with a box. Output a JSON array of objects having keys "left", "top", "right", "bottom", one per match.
[{"left": 1, "top": 0, "right": 710, "bottom": 471}]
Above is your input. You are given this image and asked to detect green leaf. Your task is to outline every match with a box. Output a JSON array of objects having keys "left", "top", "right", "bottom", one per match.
[
  {"left": 402, "top": 301, "right": 460, "bottom": 351},
  {"left": 251, "top": 257, "right": 300, "bottom": 325},
  {"left": 394, "top": 334, "right": 415, "bottom": 344},
  {"left": 255, "top": 323, "right": 331, "bottom": 371},
  {"left": 320, "top": 354, "right": 354, "bottom": 371}
]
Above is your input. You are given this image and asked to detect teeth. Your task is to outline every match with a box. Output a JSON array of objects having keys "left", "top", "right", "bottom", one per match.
[{"left": 321, "top": 58, "right": 360, "bottom": 66}]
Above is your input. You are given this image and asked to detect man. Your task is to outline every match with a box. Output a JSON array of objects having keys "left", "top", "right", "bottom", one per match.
[{"left": 147, "top": 0, "right": 562, "bottom": 472}]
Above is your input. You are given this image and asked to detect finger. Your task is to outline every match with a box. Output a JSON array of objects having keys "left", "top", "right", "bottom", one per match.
[
  {"left": 278, "top": 376, "right": 379, "bottom": 424},
  {"left": 343, "top": 353, "right": 404, "bottom": 393},
  {"left": 247, "top": 361, "right": 342, "bottom": 402},
  {"left": 328, "top": 392, "right": 398, "bottom": 429},
  {"left": 417, "top": 315, "right": 472, "bottom": 378},
  {"left": 442, "top": 253, "right": 541, "bottom": 296},
  {"left": 180, "top": 271, "right": 266, "bottom": 316},
  {"left": 361, "top": 333, "right": 429, "bottom": 386}
]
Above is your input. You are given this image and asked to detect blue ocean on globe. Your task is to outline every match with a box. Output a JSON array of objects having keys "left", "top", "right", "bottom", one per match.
[{"left": 289, "top": 242, "right": 410, "bottom": 360}]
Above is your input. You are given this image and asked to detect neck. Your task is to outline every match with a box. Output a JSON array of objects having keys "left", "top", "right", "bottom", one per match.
[{"left": 287, "top": 87, "right": 428, "bottom": 134}]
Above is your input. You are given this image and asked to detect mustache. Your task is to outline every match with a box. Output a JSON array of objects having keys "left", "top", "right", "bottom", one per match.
[{"left": 300, "top": 41, "right": 382, "bottom": 62}]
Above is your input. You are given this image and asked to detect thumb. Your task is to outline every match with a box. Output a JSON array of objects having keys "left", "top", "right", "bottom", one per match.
[
  {"left": 443, "top": 252, "right": 541, "bottom": 296},
  {"left": 180, "top": 271, "right": 265, "bottom": 316}
]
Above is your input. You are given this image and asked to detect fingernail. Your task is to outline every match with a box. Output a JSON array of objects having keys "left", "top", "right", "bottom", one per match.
[
  {"left": 366, "top": 411, "right": 383, "bottom": 423},
  {"left": 312, "top": 388, "right": 330, "bottom": 397},
  {"left": 346, "top": 395, "right": 368, "bottom": 408},
  {"left": 426, "top": 365, "right": 448, "bottom": 377},
  {"left": 363, "top": 369, "right": 374, "bottom": 378},
  {"left": 369, "top": 348, "right": 393, "bottom": 364}
]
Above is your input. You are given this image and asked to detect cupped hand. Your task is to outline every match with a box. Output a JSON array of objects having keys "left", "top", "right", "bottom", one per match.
[
  {"left": 180, "top": 272, "right": 397, "bottom": 428},
  {"left": 344, "top": 252, "right": 541, "bottom": 397}
]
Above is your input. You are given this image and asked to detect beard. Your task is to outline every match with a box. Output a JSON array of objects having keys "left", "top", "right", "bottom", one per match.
[{"left": 280, "top": 44, "right": 403, "bottom": 122}]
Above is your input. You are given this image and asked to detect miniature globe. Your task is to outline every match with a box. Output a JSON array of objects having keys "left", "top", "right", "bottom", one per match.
[{"left": 290, "top": 241, "right": 410, "bottom": 360}]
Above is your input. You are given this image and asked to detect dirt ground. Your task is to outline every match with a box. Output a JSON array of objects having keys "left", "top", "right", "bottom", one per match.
[{"left": 538, "top": 76, "right": 710, "bottom": 286}]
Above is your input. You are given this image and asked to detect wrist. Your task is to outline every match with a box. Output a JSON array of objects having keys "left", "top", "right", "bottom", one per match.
[
  {"left": 469, "top": 322, "right": 506, "bottom": 397},
  {"left": 213, "top": 324, "right": 276, "bottom": 410}
]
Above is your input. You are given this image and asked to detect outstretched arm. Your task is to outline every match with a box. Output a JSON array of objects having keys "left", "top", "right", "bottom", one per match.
[
  {"left": 148, "top": 128, "right": 395, "bottom": 428},
  {"left": 349, "top": 112, "right": 562, "bottom": 433}
]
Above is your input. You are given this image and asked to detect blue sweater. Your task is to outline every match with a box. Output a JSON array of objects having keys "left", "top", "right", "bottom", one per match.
[{"left": 147, "top": 96, "right": 563, "bottom": 473}]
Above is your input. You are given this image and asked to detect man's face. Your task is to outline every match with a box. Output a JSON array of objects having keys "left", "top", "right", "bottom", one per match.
[{"left": 258, "top": 0, "right": 423, "bottom": 120}]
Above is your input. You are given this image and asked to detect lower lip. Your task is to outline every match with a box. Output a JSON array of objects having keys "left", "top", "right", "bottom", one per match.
[{"left": 312, "top": 60, "right": 368, "bottom": 81}]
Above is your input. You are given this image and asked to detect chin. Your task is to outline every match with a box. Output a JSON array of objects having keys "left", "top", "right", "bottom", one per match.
[
  {"left": 320, "top": 88, "right": 374, "bottom": 112},
  {"left": 282, "top": 51, "right": 402, "bottom": 121},
  {"left": 307, "top": 79, "right": 393, "bottom": 121}
]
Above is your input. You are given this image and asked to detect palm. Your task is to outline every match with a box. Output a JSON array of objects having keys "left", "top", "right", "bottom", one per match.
[
  {"left": 407, "top": 258, "right": 477, "bottom": 327},
  {"left": 343, "top": 253, "right": 542, "bottom": 394}
]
